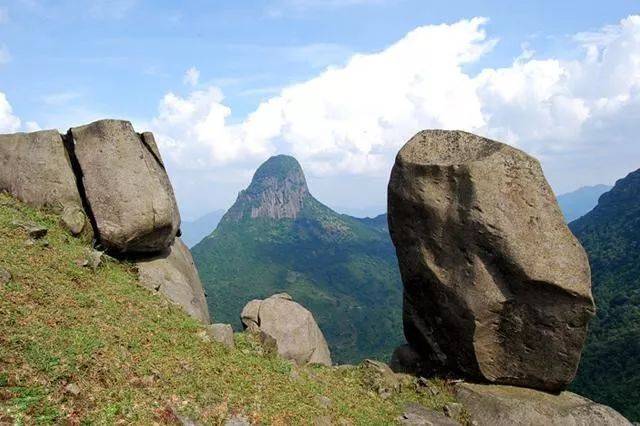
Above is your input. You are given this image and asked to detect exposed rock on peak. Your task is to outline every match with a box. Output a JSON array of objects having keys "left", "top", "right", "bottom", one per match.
[
  {"left": 226, "top": 155, "right": 310, "bottom": 221},
  {"left": 388, "top": 129, "right": 594, "bottom": 392}
]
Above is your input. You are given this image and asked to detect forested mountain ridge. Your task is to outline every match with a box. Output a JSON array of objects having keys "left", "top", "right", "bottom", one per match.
[{"left": 570, "top": 168, "right": 640, "bottom": 421}]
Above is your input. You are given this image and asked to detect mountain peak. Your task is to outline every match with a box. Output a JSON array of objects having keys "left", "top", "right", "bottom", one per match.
[
  {"left": 251, "top": 155, "right": 306, "bottom": 186},
  {"left": 226, "top": 155, "right": 311, "bottom": 221}
]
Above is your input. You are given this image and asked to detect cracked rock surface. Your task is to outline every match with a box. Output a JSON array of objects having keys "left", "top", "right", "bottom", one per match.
[{"left": 68, "top": 119, "right": 180, "bottom": 254}]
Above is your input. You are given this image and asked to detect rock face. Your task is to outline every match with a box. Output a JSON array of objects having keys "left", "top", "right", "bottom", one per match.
[
  {"left": 455, "top": 382, "right": 631, "bottom": 426},
  {"left": 225, "top": 155, "right": 309, "bottom": 221},
  {"left": 241, "top": 293, "right": 332, "bottom": 366},
  {"left": 388, "top": 130, "right": 595, "bottom": 392},
  {"left": 0, "top": 130, "right": 86, "bottom": 234},
  {"left": 137, "top": 238, "right": 210, "bottom": 324},
  {"left": 68, "top": 120, "right": 180, "bottom": 253}
]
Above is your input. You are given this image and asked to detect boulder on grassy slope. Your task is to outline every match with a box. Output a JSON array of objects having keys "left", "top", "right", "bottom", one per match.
[
  {"left": 241, "top": 293, "right": 332, "bottom": 366},
  {"left": 455, "top": 382, "right": 631, "bottom": 426},
  {"left": 68, "top": 119, "right": 180, "bottom": 253},
  {"left": 0, "top": 130, "right": 86, "bottom": 235},
  {"left": 388, "top": 130, "right": 595, "bottom": 392},
  {"left": 137, "top": 238, "right": 210, "bottom": 324}
]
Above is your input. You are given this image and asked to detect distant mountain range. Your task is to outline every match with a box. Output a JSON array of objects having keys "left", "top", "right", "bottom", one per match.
[
  {"left": 192, "top": 155, "right": 404, "bottom": 363},
  {"left": 181, "top": 210, "right": 225, "bottom": 247},
  {"left": 570, "top": 169, "right": 640, "bottom": 421},
  {"left": 557, "top": 184, "right": 612, "bottom": 222}
]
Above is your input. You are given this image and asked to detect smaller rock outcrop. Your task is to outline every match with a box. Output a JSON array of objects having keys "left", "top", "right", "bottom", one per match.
[
  {"left": 360, "top": 359, "right": 413, "bottom": 400},
  {"left": 137, "top": 238, "right": 210, "bottom": 324},
  {"left": 205, "top": 323, "right": 235, "bottom": 349},
  {"left": 388, "top": 130, "right": 595, "bottom": 392},
  {"left": 68, "top": 120, "right": 180, "bottom": 253},
  {"left": 0, "top": 130, "right": 86, "bottom": 235},
  {"left": 240, "top": 293, "right": 332, "bottom": 366},
  {"left": 0, "top": 266, "right": 11, "bottom": 285},
  {"left": 455, "top": 382, "right": 631, "bottom": 426}
]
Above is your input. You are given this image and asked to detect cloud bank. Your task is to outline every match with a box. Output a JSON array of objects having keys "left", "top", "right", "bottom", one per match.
[{"left": 150, "top": 15, "right": 640, "bottom": 198}]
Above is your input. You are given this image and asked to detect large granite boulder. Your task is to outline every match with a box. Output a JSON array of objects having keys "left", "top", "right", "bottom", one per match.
[
  {"left": 0, "top": 130, "right": 87, "bottom": 234},
  {"left": 241, "top": 293, "right": 332, "bottom": 366},
  {"left": 68, "top": 119, "right": 179, "bottom": 253},
  {"left": 455, "top": 382, "right": 631, "bottom": 426},
  {"left": 137, "top": 238, "right": 210, "bottom": 324},
  {"left": 387, "top": 130, "right": 595, "bottom": 392}
]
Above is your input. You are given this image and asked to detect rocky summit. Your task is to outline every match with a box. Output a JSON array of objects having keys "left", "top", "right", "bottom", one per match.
[
  {"left": 388, "top": 130, "right": 595, "bottom": 392},
  {"left": 225, "top": 155, "right": 310, "bottom": 221}
]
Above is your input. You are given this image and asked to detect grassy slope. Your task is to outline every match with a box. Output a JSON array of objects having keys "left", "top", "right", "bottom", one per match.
[
  {"left": 193, "top": 197, "right": 404, "bottom": 364},
  {"left": 0, "top": 193, "right": 455, "bottom": 424}
]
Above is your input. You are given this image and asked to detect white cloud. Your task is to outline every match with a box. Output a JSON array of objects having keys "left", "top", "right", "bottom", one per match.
[
  {"left": 183, "top": 67, "right": 200, "bottom": 87},
  {"left": 0, "top": 92, "right": 22, "bottom": 133},
  {"left": 0, "top": 7, "right": 8, "bottom": 23},
  {"left": 151, "top": 15, "right": 640, "bottom": 211}
]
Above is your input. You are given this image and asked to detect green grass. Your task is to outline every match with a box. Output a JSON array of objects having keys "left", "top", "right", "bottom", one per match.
[{"left": 0, "top": 193, "right": 459, "bottom": 424}]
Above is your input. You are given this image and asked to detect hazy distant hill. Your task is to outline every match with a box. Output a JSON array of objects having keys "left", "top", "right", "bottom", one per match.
[
  {"left": 570, "top": 170, "right": 640, "bottom": 421},
  {"left": 192, "top": 155, "right": 404, "bottom": 363},
  {"left": 181, "top": 210, "right": 225, "bottom": 247},
  {"left": 558, "top": 184, "right": 612, "bottom": 222}
]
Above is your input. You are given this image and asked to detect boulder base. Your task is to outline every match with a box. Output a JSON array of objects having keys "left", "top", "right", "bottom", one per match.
[
  {"left": 455, "top": 382, "right": 631, "bottom": 426},
  {"left": 69, "top": 119, "right": 180, "bottom": 253},
  {"left": 137, "top": 238, "right": 210, "bottom": 324},
  {"left": 388, "top": 130, "right": 595, "bottom": 392},
  {"left": 240, "top": 293, "right": 332, "bottom": 366}
]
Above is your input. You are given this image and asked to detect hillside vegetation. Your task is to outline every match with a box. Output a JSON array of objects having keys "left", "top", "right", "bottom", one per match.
[
  {"left": 570, "top": 169, "right": 640, "bottom": 421},
  {"left": 0, "top": 193, "right": 455, "bottom": 424}
]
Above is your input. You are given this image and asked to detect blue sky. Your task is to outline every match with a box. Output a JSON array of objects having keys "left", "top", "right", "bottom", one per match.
[{"left": 1, "top": 0, "right": 639, "bottom": 219}]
